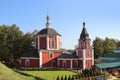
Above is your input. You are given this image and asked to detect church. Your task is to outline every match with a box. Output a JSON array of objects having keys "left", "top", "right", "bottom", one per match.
[{"left": 20, "top": 16, "right": 94, "bottom": 69}]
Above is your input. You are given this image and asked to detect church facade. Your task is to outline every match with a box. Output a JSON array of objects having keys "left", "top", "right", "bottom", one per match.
[{"left": 20, "top": 16, "right": 94, "bottom": 69}]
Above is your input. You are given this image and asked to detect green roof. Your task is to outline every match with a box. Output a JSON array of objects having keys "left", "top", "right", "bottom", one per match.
[
  {"left": 98, "top": 57, "right": 120, "bottom": 63},
  {"left": 95, "top": 62, "right": 120, "bottom": 68},
  {"left": 105, "top": 52, "right": 120, "bottom": 58}
]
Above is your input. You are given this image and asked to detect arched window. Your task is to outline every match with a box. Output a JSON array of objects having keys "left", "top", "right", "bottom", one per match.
[
  {"left": 88, "top": 62, "right": 90, "bottom": 67},
  {"left": 49, "top": 52, "right": 53, "bottom": 58},
  {"left": 62, "top": 60, "right": 66, "bottom": 68},
  {"left": 75, "top": 60, "right": 78, "bottom": 68},
  {"left": 50, "top": 39, "right": 55, "bottom": 48},
  {"left": 25, "top": 59, "right": 30, "bottom": 67},
  {"left": 51, "top": 60, "right": 56, "bottom": 67}
]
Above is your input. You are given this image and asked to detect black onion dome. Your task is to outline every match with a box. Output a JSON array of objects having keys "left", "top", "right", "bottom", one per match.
[{"left": 37, "top": 28, "right": 61, "bottom": 36}]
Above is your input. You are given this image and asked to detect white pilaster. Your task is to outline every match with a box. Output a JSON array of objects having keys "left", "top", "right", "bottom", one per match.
[
  {"left": 70, "top": 60, "right": 73, "bottom": 69},
  {"left": 92, "top": 49, "right": 94, "bottom": 65},
  {"left": 56, "top": 36, "right": 58, "bottom": 50},
  {"left": 76, "top": 50, "right": 78, "bottom": 56},
  {"left": 38, "top": 36, "right": 40, "bottom": 50},
  {"left": 46, "top": 36, "right": 49, "bottom": 50},
  {"left": 39, "top": 51, "right": 42, "bottom": 68},
  {"left": 82, "top": 49, "right": 86, "bottom": 69}
]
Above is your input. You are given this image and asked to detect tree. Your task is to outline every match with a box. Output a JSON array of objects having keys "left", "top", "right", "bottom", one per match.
[
  {"left": 93, "top": 37, "right": 104, "bottom": 58},
  {"left": 0, "top": 24, "right": 35, "bottom": 67},
  {"left": 103, "top": 37, "right": 117, "bottom": 56}
]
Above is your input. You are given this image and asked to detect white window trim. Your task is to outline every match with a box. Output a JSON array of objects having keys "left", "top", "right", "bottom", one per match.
[
  {"left": 25, "top": 59, "right": 30, "bottom": 67},
  {"left": 49, "top": 52, "right": 54, "bottom": 58},
  {"left": 62, "top": 60, "right": 66, "bottom": 68}
]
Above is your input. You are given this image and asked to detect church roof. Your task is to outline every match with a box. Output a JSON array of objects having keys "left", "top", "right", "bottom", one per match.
[
  {"left": 80, "top": 22, "right": 89, "bottom": 39},
  {"left": 37, "top": 15, "right": 61, "bottom": 36},
  {"left": 58, "top": 51, "right": 78, "bottom": 59},
  {"left": 21, "top": 49, "right": 39, "bottom": 58},
  {"left": 37, "top": 28, "right": 61, "bottom": 36}
]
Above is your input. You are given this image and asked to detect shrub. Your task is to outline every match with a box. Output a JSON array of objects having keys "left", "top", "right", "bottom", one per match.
[
  {"left": 68, "top": 75, "right": 71, "bottom": 80},
  {"left": 64, "top": 75, "right": 67, "bottom": 80},
  {"left": 56, "top": 76, "right": 60, "bottom": 80},
  {"left": 61, "top": 76, "right": 63, "bottom": 80}
]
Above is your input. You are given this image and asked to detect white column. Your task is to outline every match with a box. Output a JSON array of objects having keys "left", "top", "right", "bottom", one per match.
[
  {"left": 39, "top": 51, "right": 42, "bottom": 68},
  {"left": 56, "top": 36, "right": 58, "bottom": 50},
  {"left": 82, "top": 49, "right": 86, "bottom": 69},
  {"left": 38, "top": 36, "right": 40, "bottom": 50},
  {"left": 92, "top": 49, "right": 94, "bottom": 65},
  {"left": 70, "top": 60, "right": 73, "bottom": 69},
  {"left": 76, "top": 50, "right": 78, "bottom": 56},
  {"left": 46, "top": 36, "right": 49, "bottom": 50}
]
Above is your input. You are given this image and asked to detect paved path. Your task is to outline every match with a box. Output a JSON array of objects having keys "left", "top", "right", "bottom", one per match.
[{"left": 107, "top": 76, "right": 117, "bottom": 80}]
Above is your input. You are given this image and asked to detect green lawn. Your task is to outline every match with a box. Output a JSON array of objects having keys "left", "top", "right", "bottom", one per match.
[
  {"left": 20, "top": 70, "right": 77, "bottom": 80},
  {"left": 0, "top": 62, "right": 34, "bottom": 80}
]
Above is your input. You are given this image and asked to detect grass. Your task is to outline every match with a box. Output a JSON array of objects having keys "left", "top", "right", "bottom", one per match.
[
  {"left": 0, "top": 62, "right": 34, "bottom": 80},
  {"left": 20, "top": 70, "right": 77, "bottom": 80},
  {"left": 0, "top": 62, "right": 77, "bottom": 80}
]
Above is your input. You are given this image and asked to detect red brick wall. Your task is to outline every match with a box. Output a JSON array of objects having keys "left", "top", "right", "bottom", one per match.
[
  {"left": 20, "top": 59, "right": 39, "bottom": 68},
  {"left": 58, "top": 60, "right": 71, "bottom": 68},
  {"left": 42, "top": 51, "right": 62, "bottom": 67},
  {"left": 78, "top": 60, "right": 83, "bottom": 69},
  {"left": 85, "top": 49, "right": 92, "bottom": 58},
  {"left": 40, "top": 37, "right": 46, "bottom": 49},
  {"left": 85, "top": 60, "right": 92, "bottom": 69},
  {"left": 78, "top": 50, "right": 83, "bottom": 58}
]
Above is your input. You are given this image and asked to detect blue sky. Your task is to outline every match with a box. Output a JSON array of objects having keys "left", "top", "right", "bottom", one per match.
[{"left": 0, "top": 0, "right": 120, "bottom": 49}]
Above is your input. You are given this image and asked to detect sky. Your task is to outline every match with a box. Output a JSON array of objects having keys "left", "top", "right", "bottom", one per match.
[{"left": 0, "top": 0, "right": 120, "bottom": 49}]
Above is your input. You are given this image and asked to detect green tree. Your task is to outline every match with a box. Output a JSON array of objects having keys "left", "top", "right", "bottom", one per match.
[
  {"left": 103, "top": 37, "right": 117, "bottom": 56},
  {"left": 93, "top": 37, "right": 104, "bottom": 58},
  {"left": 0, "top": 24, "right": 35, "bottom": 67}
]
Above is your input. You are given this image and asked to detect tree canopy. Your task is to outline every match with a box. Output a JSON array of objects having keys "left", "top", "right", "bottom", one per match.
[
  {"left": 0, "top": 24, "right": 36, "bottom": 67},
  {"left": 93, "top": 37, "right": 118, "bottom": 58}
]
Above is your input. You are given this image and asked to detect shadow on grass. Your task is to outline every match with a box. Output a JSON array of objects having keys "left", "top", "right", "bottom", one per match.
[{"left": 14, "top": 70, "right": 45, "bottom": 80}]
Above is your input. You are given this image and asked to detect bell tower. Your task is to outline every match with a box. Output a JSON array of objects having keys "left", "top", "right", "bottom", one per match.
[{"left": 77, "top": 22, "right": 94, "bottom": 69}]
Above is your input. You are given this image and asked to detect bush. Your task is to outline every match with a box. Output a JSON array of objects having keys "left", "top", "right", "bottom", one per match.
[
  {"left": 61, "top": 76, "right": 63, "bottom": 80},
  {"left": 68, "top": 75, "right": 71, "bottom": 80},
  {"left": 71, "top": 76, "right": 74, "bottom": 80},
  {"left": 56, "top": 76, "right": 60, "bottom": 80},
  {"left": 64, "top": 75, "right": 67, "bottom": 80}
]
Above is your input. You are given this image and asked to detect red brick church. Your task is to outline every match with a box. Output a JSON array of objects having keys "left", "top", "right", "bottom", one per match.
[{"left": 20, "top": 16, "right": 94, "bottom": 69}]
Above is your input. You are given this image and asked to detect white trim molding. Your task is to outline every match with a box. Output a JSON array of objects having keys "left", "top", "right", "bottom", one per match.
[
  {"left": 70, "top": 60, "right": 73, "bottom": 69},
  {"left": 39, "top": 51, "right": 42, "bottom": 68},
  {"left": 47, "top": 36, "right": 49, "bottom": 50},
  {"left": 56, "top": 35, "right": 58, "bottom": 50},
  {"left": 82, "top": 49, "right": 86, "bottom": 69},
  {"left": 92, "top": 49, "right": 94, "bottom": 65}
]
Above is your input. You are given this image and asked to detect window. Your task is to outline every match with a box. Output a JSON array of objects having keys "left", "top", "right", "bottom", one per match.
[
  {"left": 88, "top": 63, "right": 90, "bottom": 67},
  {"left": 49, "top": 52, "right": 53, "bottom": 58},
  {"left": 75, "top": 60, "right": 78, "bottom": 68},
  {"left": 88, "top": 52, "right": 90, "bottom": 56},
  {"left": 25, "top": 59, "right": 30, "bottom": 67},
  {"left": 51, "top": 60, "right": 56, "bottom": 67},
  {"left": 50, "top": 39, "right": 55, "bottom": 48},
  {"left": 62, "top": 60, "right": 66, "bottom": 68}
]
